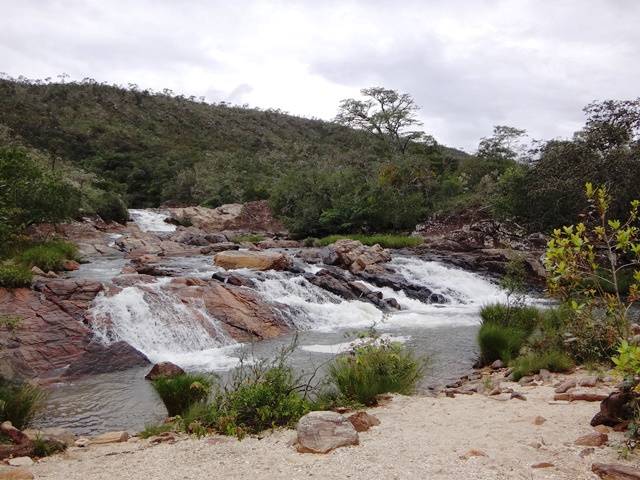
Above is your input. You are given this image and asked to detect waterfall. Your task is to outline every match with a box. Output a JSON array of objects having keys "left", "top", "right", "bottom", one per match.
[
  {"left": 89, "top": 279, "right": 240, "bottom": 371},
  {"left": 128, "top": 209, "right": 176, "bottom": 232}
]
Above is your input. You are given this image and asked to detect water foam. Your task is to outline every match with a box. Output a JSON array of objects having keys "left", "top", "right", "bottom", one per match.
[{"left": 128, "top": 209, "right": 176, "bottom": 232}]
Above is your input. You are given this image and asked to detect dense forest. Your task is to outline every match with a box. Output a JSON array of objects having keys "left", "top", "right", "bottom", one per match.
[{"left": 0, "top": 76, "right": 638, "bottom": 238}]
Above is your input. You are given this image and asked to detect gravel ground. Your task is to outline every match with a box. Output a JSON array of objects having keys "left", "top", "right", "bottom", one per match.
[{"left": 29, "top": 382, "right": 637, "bottom": 480}]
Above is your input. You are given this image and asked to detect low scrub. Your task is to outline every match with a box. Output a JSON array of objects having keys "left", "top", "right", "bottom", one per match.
[
  {"left": 0, "top": 263, "right": 33, "bottom": 288},
  {"left": 480, "top": 303, "right": 540, "bottom": 333},
  {"left": 32, "top": 434, "right": 67, "bottom": 457},
  {"left": 139, "top": 422, "right": 174, "bottom": 439},
  {"left": 478, "top": 323, "right": 527, "bottom": 364},
  {"left": 510, "top": 350, "right": 574, "bottom": 381},
  {"left": 232, "top": 233, "right": 265, "bottom": 244},
  {"left": 0, "top": 380, "right": 47, "bottom": 429},
  {"left": 612, "top": 341, "right": 640, "bottom": 379},
  {"left": 18, "top": 239, "right": 78, "bottom": 272},
  {"left": 328, "top": 340, "right": 423, "bottom": 406},
  {"left": 151, "top": 374, "right": 213, "bottom": 417},
  {"left": 316, "top": 234, "right": 423, "bottom": 249}
]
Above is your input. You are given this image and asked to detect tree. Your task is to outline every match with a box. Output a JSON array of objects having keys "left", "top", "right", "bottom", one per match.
[
  {"left": 335, "top": 87, "right": 431, "bottom": 154},
  {"left": 580, "top": 98, "right": 640, "bottom": 152},
  {"left": 477, "top": 125, "right": 527, "bottom": 162}
]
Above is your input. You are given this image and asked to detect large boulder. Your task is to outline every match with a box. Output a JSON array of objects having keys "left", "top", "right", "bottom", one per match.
[
  {"left": 296, "top": 411, "right": 359, "bottom": 454},
  {"left": 213, "top": 250, "right": 292, "bottom": 271},
  {"left": 0, "top": 280, "right": 149, "bottom": 380},
  {"left": 325, "top": 240, "right": 391, "bottom": 274},
  {"left": 167, "top": 201, "right": 286, "bottom": 234},
  {"left": 145, "top": 362, "right": 185, "bottom": 380}
]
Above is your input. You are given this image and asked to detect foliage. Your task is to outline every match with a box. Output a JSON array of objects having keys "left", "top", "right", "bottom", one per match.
[
  {"left": 480, "top": 303, "right": 540, "bottom": 334},
  {"left": 477, "top": 323, "right": 528, "bottom": 364},
  {"left": 18, "top": 240, "right": 78, "bottom": 272},
  {"left": 0, "top": 315, "right": 21, "bottom": 330},
  {"left": 612, "top": 341, "right": 640, "bottom": 379},
  {"left": 509, "top": 350, "right": 574, "bottom": 381},
  {"left": 0, "top": 380, "right": 47, "bottom": 429},
  {"left": 545, "top": 184, "right": 640, "bottom": 345},
  {"left": 90, "top": 190, "right": 129, "bottom": 224},
  {"left": 316, "top": 234, "right": 423, "bottom": 249},
  {"left": 328, "top": 337, "right": 423, "bottom": 406},
  {"left": 32, "top": 434, "right": 67, "bottom": 457},
  {"left": 139, "top": 422, "right": 174, "bottom": 439},
  {"left": 232, "top": 233, "right": 265, "bottom": 244},
  {"left": 151, "top": 374, "right": 213, "bottom": 417},
  {"left": 0, "top": 264, "right": 33, "bottom": 288}
]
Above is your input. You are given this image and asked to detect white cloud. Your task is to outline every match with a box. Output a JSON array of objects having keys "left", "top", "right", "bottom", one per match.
[{"left": 0, "top": 0, "right": 638, "bottom": 149}]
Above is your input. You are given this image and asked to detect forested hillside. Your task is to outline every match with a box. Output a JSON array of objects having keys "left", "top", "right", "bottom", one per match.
[{"left": 1, "top": 76, "right": 638, "bottom": 237}]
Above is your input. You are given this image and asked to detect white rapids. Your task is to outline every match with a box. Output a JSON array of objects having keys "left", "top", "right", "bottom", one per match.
[{"left": 128, "top": 209, "right": 176, "bottom": 232}]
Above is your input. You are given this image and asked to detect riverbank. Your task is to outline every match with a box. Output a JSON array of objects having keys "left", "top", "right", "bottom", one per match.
[{"left": 23, "top": 372, "right": 638, "bottom": 480}]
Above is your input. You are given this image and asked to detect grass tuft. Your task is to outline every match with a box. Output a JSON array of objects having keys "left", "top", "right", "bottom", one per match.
[
  {"left": 0, "top": 380, "right": 47, "bottom": 429},
  {"left": 316, "top": 234, "right": 423, "bottom": 249},
  {"left": 510, "top": 350, "right": 574, "bottom": 381},
  {"left": 151, "top": 374, "right": 213, "bottom": 417},
  {"left": 18, "top": 239, "right": 78, "bottom": 272},
  {"left": 0, "top": 263, "right": 33, "bottom": 288}
]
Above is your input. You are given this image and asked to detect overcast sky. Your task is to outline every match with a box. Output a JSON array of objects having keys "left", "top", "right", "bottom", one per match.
[{"left": 1, "top": 0, "right": 638, "bottom": 150}]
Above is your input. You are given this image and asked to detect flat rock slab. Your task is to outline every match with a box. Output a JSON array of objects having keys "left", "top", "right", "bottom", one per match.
[
  {"left": 0, "top": 468, "right": 34, "bottom": 480},
  {"left": 296, "top": 411, "right": 359, "bottom": 454},
  {"left": 213, "top": 250, "right": 292, "bottom": 271},
  {"left": 592, "top": 463, "right": 640, "bottom": 479},
  {"left": 90, "top": 431, "right": 129, "bottom": 445}
]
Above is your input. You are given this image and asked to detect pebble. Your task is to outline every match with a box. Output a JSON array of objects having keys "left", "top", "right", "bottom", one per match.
[{"left": 7, "top": 458, "right": 34, "bottom": 467}]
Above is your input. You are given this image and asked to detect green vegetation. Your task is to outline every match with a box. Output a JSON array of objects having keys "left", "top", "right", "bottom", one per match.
[
  {"left": 0, "top": 264, "right": 33, "bottom": 288},
  {"left": 232, "top": 233, "right": 265, "bottom": 244},
  {"left": 328, "top": 339, "right": 423, "bottom": 406},
  {"left": 478, "top": 323, "right": 528, "bottom": 364},
  {"left": 316, "top": 234, "right": 423, "bottom": 249},
  {"left": 0, "top": 380, "right": 47, "bottom": 429},
  {"left": 509, "top": 351, "right": 574, "bottom": 381},
  {"left": 18, "top": 240, "right": 78, "bottom": 272},
  {"left": 612, "top": 341, "right": 640, "bottom": 380},
  {"left": 139, "top": 422, "right": 174, "bottom": 439},
  {"left": 151, "top": 374, "right": 213, "bottom": 417},
  {"left": 32, "top": 434, "right": 67, "bottom": 458}
]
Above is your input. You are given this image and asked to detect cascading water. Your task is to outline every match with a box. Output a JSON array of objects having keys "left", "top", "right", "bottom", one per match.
[
  {"left": 128, "top": 209, "right": 177, "bottom": 232},
  {"left": 90, "top": 278, "right": 240, "bottom": 371}
]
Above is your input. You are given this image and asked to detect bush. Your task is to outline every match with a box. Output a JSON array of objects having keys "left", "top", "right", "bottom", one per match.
[
  {"left": 510, "top": 350, "right": 574, "bottom": 381},
  {"left": 93, "top": 191, "right": 129, "bottom": 224},
  {"left": 0, "top": 380, "right": 46, "bottom": 429},
  {"left": 477, "top": 323, "right": 527, "bottom": 364},
  {"left": 139, "top": 422, "right": 174, "bottom": 439},
  {"left": 316, "top": 234, "right": 423, "bottom": 249},
  {"left": 328, "top": 341, "right": 423, "bottom": 406},
  {"left": 0, "top": 264, "right": 33, "bottom": 288},
  {"left": 612, "top": 341, "right": 640, "bottom": 380},
  {"left": 18, "top": 240, "right": 78, "bottom": 272},
  {"left": 480, "top": 303, "right": 540, "bottom": 333},
  {"left": 232, "top": 233, "right": 265, "bottom": 244},
  {"left": 32, "top": 434, "right": 66, "bottom": 457},
  {"left": 151, "top": 374, "right": 213, "bottom": 417}
]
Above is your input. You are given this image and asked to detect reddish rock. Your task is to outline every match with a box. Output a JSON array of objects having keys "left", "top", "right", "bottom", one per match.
[
  {"left": 532, "top": 416, "right": 546, "bottom": 425},
  {"left": 347, "top": 411, "right": 380, "bottom": 432},
  {"left": 145, "top": 362, "right": 185, "bottom": 380},
  {"left": 591, "top": 390, "right": 639, "bottom": 427},
  {"left": 296, "top": 412, "right": 358, "bottom": 454},
  {"left": 592, "top": 463, "right": 640, "bottom": 479},
  {"left": 531, "top": 462, "right": 554, "bottom": 469},
  {"left": 575, "top": 432, "right": 608, "bottom": 447},
  {"left": 554, "top": 392, "right": 608, "bottom": 402},
  {"left": 460, "top": 449, "right": 488, "bottom": 459},
  {"left": 213, "top": 250, "right": 292, "bottom": 271},
  {"left": 62, "top": 260, "right": 80, "bottom": 271},
  {"left": 326, "top": 240, "right": 391, "bottom": 274}
]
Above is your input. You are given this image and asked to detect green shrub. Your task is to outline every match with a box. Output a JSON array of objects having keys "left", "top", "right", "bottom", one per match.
[
  {"left": 0, "top": 264, "right": 33, "bottom": 288},
  {"left": 0, "top": 380, "right": 47, "bottom": 429},
  {"left": 612, "top": 341, "right": 640, "bottom": 379},
  {"left": 18, "top": 240, "right": 78, "bottom": 272},
  {"left": 232, "top": 233, "right": 265, "bottom": 244},
  {"left": 32, "top": 434, "right": 66, "bottom": 457},
  {"left": 510, "top": 350, "right": 574, "bottom": 381},
  {"left": 480, "top": 303, "right": 540, "bottom": 333},
  {"left": 93, "top": 191, "right": 129, "bottom": 224},
  {"left": 477, "top": 323, "right": 527, "bottom": 364},
  {"left": 139, "top": 422, "right": 175, "bottom": 439},
  {"left": 151, "top": 374, "right": 213, "bottom": 417},
  {"left": 316, "top": 234, "right": 423, "bottom": 249},
  {"left": 328, "top": 341, "right": 423, "bottom": 406}
]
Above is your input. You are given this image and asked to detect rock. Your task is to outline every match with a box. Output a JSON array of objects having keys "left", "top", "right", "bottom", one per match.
[
  {"left": 555, "top": 391, "right": 609, "bottom": 402},
  {"left": 592, "top": 463, "right": 640, "bottom": 479},
  {"left": 574, "top": 432, "right": 608, "bottom": 447},
  {"left": 488, "top": 387, "right": 502, "bottom": 396},
  {"left": 327, "top": 240, "right": 392, "bottom": 274},
  {"left": 591, "top": 390, "right": 639, "bottom": 427},
  {"left": 167, "top": 201, "right": 286, "bottom": 234},
  {"left": 0, "top": 468, "right": 34, "bottom": 480},
  {"left": 531, "top": 462, "right": 554, "bottom": 469},
  {"left": 555, "top": 379, "right": 577, "bottom": 393},
  {"left": 296, "top": 411, "right": 359, "bottom": 454},
  {"left": 579, "top": 448, "right": 595, "bottom": 458},
  {"left": 149, "top": 432, "right": 176, "bottom": 445},
  {"left": 23, "top": 427, "right": 75, "bottom": 447},
  {"left": 30, "top": 266, "right": 45, "bottom": 276},
  {"left": 594, "top": 425, "right": 610, "bottom": 434},
  {"left": 532, "top": 416, "right": 546, "bottom": 425},
  {"left": 169, "top": 227, "right": 210, "bottom": 246},
  {"left": 491, "top": 359, "right": 505, "bottom": 369},
  {"left": 62, "top": 260, "right": 80, "bottom": 271},
  {"left": 0, "top": 422, "right": 30, "bottom": 445},
  {"left": 347, "top": 412, "right": 380, "bottom": 432},
  {"left": 578, "top": 376, "right": 598, "bottom": 387},
  {"left": 144, "top": 362, "right": 185, "bottom": 380},
  {"left": 511, "top": 392, "right": 527, "bottom": 401},
  {"left": 213, "top": 250, "right": 292, "bottom": 271},
  {"left": 200, "top": 242, "right": 240, "bottom": 254},
  {"left": 536, "top": 369, "right": 552, "bottom": 382},
  {"left": 211, "top": 272, "right": 253, "bottom": 288},
  {"left": 518, "top": 376, "right": 534, "bottom": 385},
  {"left": 74, "top": 437, "right": 90, "bottom": 448},
  {"left": 90, "top": 431, "right": 129, "bottom": 445},
  {"left": 7, "top": 458, "right": 33, "bottom": 467},
  {"left": 460, "top": 449, "right": 488, "bottom": 459}
]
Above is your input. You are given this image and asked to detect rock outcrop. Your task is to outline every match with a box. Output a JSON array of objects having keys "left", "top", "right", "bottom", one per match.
[
  {"left": 145, "top": 362, "right": 185, "bottom": 380},
  {"left": 213, "top": 250, "right": 292, "bottom": 271},
  {"left": 0, "top": 280, "right": 149, "bottom": 380},
  {"left": 324, "top": 240, "right": 392, "bottom": 274},
  {"left": 167, "top": 201, "right": 285, "bottom": 234}
]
